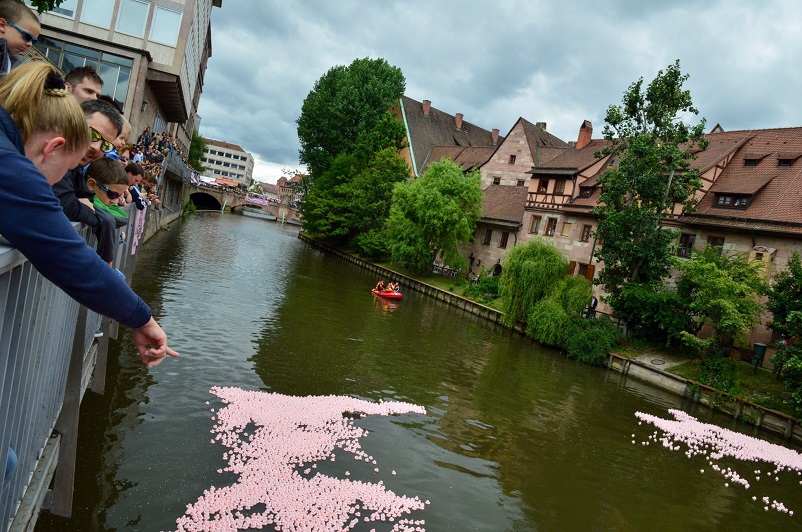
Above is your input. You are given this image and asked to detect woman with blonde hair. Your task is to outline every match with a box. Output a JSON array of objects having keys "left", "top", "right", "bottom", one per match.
[{"left": 0, "top": 60, "right": 178, "bottom": 366}]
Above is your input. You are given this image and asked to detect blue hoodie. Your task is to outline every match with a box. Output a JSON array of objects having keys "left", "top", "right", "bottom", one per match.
[{"left": 0, "top": 106, "right": 152, "bottom": 328}]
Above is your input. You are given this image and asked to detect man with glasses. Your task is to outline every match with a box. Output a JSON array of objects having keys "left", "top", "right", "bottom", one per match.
[
  {"left": 52, "top": 99, "right": 125, "bottom": 265},
  {"left": 0, "top": 0, "right": 39, "bottom": 80}
]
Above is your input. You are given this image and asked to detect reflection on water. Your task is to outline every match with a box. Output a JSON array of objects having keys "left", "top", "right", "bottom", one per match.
[{"left": 36, "top": 214, "right": 802, "bottom": 531}]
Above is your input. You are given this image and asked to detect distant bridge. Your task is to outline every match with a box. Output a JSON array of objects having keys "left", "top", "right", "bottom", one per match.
[{"left": 188, "top": 186, "right": 301, "bottom": 223}]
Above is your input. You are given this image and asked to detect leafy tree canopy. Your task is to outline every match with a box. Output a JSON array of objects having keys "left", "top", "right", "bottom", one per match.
[
  {"left": 187, "top": 128, "right": 207, "bottom": 173},
  {"left": 386, "top": 159, "right": 482, "bottom": 274},
  {"left": 677, "top": 247, "right": 767, "bottom": 357},
  {"left": 498, "top": 238, "right": 568, "bottom": 327},
  {"left": 766, "top": 251, "right": 802, "bottom": 336},
  {"left": 594, "top": 60, "right": 708, "bottom": 303},
  {"left": 297, "top": 57, "right": 405, "bottom": 179},
  {"left": 301, "top": 147, "right": 409, "bottom": 247},
  {"left": 27, "top": 0, "right": 64, "bottom": 13}
]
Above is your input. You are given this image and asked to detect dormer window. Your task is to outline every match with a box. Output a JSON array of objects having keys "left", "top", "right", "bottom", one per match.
[
  {"left": 579, "top": 187, "right": 593, "bottom": 199},
  {"left": 779, "top": 159, "right": 795, "bottom": 168},
  {"left": 715, "top": 194, "right": 749, "bottom": 209},
  {"left": 744, "top": 159, "right": 759, "bottom": 168}
]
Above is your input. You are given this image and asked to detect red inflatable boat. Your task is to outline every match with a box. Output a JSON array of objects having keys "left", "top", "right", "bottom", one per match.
[{"left": 372, "top": 288, "right": 403, "bottom": 300}]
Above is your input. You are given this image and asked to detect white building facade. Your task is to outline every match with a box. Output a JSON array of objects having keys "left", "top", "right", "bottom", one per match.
[{"left": 202, "top": 138, "right": 254, "bottom": 188}]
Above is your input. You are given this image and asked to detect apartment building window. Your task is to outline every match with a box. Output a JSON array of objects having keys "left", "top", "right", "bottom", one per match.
[
  {"left": 116, "top": 0, "right": 150, "bottom": 38},
  {"left": 81, "top": 0, "right": 113, "bottom": 27},
  {"left": 499, "top": 232, "right": 509, "bottom": 249},
  {"left": 482, "top": 229, "right": 493, "bottom": 245},
  {"left": 508, "top": 155, "right": 517, "bottom": 164},
  {"left": 150, "top": 7, "right": 183, "bottom": 47},
  {"left": 545, "top": 218, "right": 557, "bottom": 237},
  {"left": 554, "top": 179, "right": 565, "bottom": 195},
  {"left": 580, "top": 224, "right": 592, "bottom": 242},
  {"left": 529, "top": 216, "right": 541, "bottom": 234},
  {"left": 34, "top": 37, "right": 132, "bottom": 112},
  {"left": 561, "top": 222, "right": 573, "bottom": 237},
  {"left": 678, "top": 233, "right": 696, "bottom": 257}
]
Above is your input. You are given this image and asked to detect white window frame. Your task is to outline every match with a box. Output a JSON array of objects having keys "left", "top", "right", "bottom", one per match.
[
  {"left": 80, "top": 0, "right": 114, "bottom": 28},
  {"left": 149, "top": 6, "right": 183, "bottom": 47},
  {"left": 115, "top": 0, "right": 150, "bottom": 38}
]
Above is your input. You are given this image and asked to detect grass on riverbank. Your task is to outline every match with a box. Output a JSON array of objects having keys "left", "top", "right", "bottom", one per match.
[{"left": 668, "top": 358, "right": 792, "bottom": 416}]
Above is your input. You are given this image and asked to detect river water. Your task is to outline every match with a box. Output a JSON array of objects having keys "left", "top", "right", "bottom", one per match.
[{"left": 36, "top": 213, "right": 802, "bottom": 531}]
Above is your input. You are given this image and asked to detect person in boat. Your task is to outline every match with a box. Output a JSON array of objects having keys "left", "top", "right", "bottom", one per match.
[
  {"left": 375, "top": 280, "right": 385, "bottom": 292},
  {"left": 392, "top": 282, "right": 400, "bottom": 292}
]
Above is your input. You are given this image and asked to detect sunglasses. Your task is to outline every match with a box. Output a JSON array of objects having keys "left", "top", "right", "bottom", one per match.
[
  {"left": 2, "top": 19, "right": 37, "bottom": 44},
  {"left": 90, "top": 127, "right": 115, "bottom": 153},
  {"left": 90, "top": 178, "right": 123, "bottom": 200}
]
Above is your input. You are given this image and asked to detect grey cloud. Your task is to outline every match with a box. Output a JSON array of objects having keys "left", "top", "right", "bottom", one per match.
[{"left": 198, "top": 0, "right": 802, "bottom": 182}]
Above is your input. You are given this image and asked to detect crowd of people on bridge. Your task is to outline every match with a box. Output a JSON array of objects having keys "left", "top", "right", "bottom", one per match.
[{"left": 0, "top": 0, "right": 178, "bottom": 493}]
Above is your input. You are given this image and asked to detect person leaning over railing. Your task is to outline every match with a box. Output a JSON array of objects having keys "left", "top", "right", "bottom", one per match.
[{"left": 0, "top": 61, "right": 179, "bottom": 367}]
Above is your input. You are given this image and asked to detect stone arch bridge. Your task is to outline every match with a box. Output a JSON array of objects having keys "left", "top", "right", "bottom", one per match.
[{"left": 188, "top": 186, "right": 301, "bottom": 223}]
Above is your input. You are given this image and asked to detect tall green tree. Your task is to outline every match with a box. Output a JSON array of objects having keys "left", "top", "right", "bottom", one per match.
[
  {"left": 300, "top": 146, "right": 409, "bottom": 247},
  {"left": 297, "top": 58, "right": 405, "bottom": 179},
  {"left": 677, "top": 247, "right": 767, "bottom": 358},
  {"left": 594, "top": 60, "right": 708, "bottom": 305},
  {"left": 498, "top": 238, "right": 568, "bottom": 327},
  {"left": 386, "top": 159, "right": 482, "bottom": 274},
  {"left": 766, "top": 251, "right": 802, "bottom": 336},
  {"left": 187, "top": 128, "right": 207, "bottom": 173}
]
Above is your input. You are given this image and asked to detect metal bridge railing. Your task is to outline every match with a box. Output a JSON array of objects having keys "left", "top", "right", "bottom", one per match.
[{"left": 0, "top": 203, "right": 145, "bottom": 531}]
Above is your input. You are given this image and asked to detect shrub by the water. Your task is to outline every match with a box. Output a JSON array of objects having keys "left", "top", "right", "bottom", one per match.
[
  {"left": 526, "top": 276, "right": 591, "bottom": 348},
  {"left": 564, "top": 318, "right": 623, "bottom": 366},
  {"left": 463, "top": 275, "right": 500, "bottom": 304},
  {"left": 528, "top": 298, "right": 570, "bottom": 347}
]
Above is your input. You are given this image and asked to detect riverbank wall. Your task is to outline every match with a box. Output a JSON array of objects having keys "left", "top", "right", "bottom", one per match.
[
  {"left": 299, "top": 233, "right": 802, "bottom": 445},
  {"left": 297, "top": 234, "right": 526, "bottom": 335}
]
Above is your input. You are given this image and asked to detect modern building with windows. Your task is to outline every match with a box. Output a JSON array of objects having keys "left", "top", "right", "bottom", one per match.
[
  {"left": 30, "top": 0, "right": 222, "bottom": 152},
  {"left": 202, "top": 138, "right": 254, "bottom": 189}
]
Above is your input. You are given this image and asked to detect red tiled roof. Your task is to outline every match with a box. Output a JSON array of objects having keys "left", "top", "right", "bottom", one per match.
[
  {"left": 519, "top": 118, "right": 570, "bottom": 164},
  {"left": 215, "top": 178, "right": 239, "bottom": 187},
  {"left": 528, "top": 139, "right": 610, "bottom": 173},
  {"left": 687, "top": 127, "right": 802, "bottom": 229},
  {"left": 399, "top": 96, "right": 503, "bottom": 175},
  {"left": 710, "top": 173, "right": 776, "bottom": 195},
  {"left": 422, "top": 146, "right": 495, "bottom": 173},
  {"left": 482, "top": 185, "right": 528, "bottom": 224},
  {"left": 205, "top": 137, "right": 247, "bottom": 152}
]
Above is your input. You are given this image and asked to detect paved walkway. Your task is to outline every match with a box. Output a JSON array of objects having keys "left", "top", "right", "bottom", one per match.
[{"left": 633, "top": 351, "right": 690, "bottom": 370}]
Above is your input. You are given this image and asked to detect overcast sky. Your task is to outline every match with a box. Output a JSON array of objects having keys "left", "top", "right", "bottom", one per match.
[{"left": 196, "top": 0, "right": 802, "bottom": 184}]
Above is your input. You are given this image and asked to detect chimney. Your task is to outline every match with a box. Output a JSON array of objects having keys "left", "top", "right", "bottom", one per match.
[
  {"left": 455, "top": 113, "right": 463, "bottom": 130},
  {"left": 536, "top": 122, "right": 547, "bottom": 131},
  {"left": 491, "top": 128, "right": 499, "bottom": 146},
  {"left": 576, "top": 120, "right": 592, "bottom": 150},
  {"left": 422, "top": 100, "right": 431, "bottom": 117}
]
